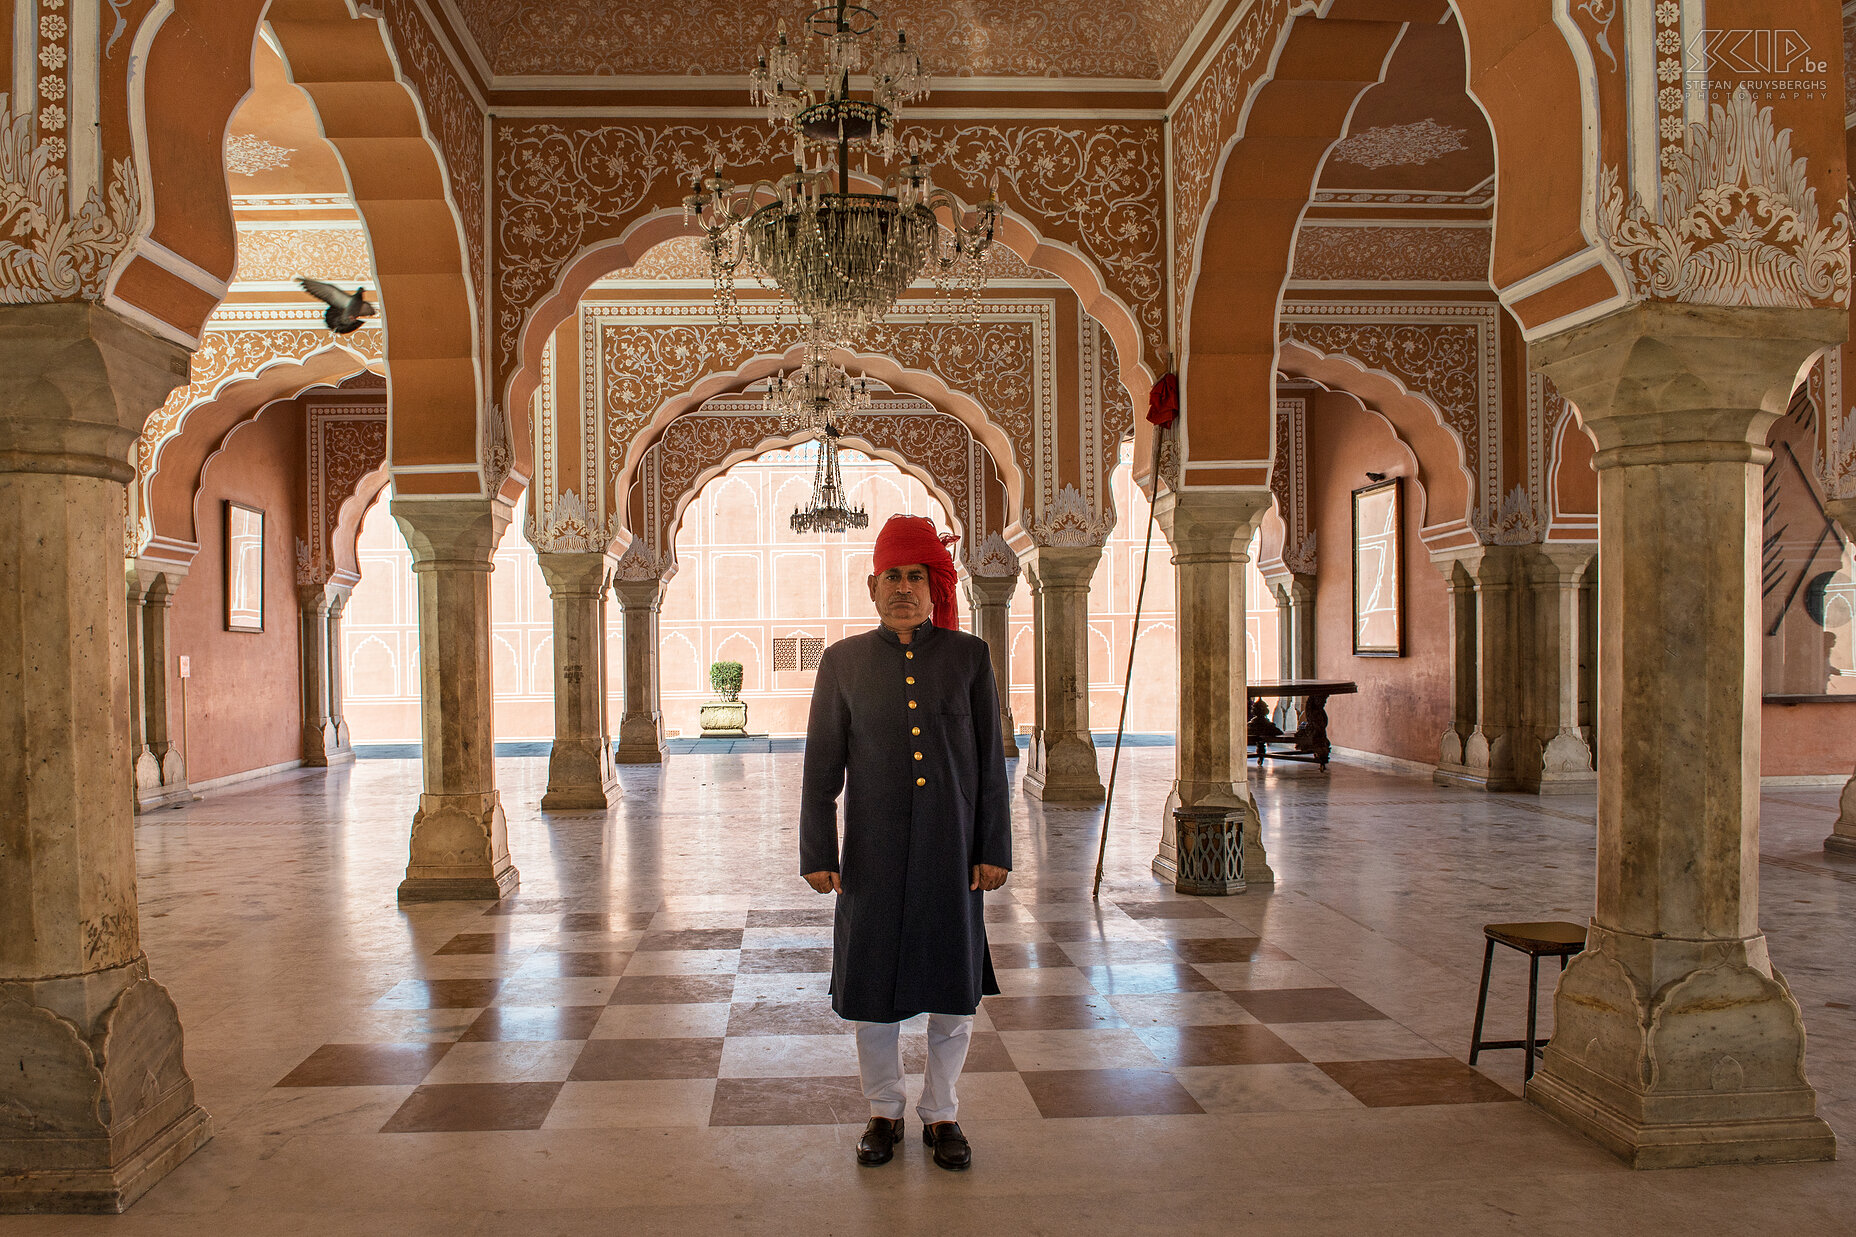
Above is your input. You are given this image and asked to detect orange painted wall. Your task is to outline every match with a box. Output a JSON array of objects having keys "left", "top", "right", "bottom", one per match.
[
  {"left": 1308, "top": 391, "right": 1451, "bottom": 766},
  {"left": 167, "top": 402, "right": 306, "bottom": 783}
]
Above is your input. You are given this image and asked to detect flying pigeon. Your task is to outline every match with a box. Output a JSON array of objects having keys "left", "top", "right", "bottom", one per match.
[{"left": 298, "top": 278, "right": 378, "bottom": 335}]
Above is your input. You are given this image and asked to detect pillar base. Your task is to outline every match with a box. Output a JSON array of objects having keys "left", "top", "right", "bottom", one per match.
[
  {"left": 399, "top": 793, "right": 519, "bottom": 902},
  {"left": 1432, "top": 762, "right": 1517, "bottom": 792},
  {"left": 0, "top": 964, "right": 212, "bottom": 1214},
  {"left": 1826, "top": 780, "right": 1856, "bottom": 856},
  {"left": 541, "top": 739, "right": 619, "bottom": 811},
  {"left": 614, "top": 741, "right": 664, "bottom": 765},
  {"left": 1526, "top": 925, "right": 1835, "bottom": 1170},
  {"left": 1156, "top": 793, "right": 1272, "bottom": 885},
  {"left": 1173, "top": 807, "right": 1246, "bottom": 896},
  {"left": 1023, "top": 734, "right": 1104, "bottom": 803},
  {"left": 133, "top": 783, "right": 196, "bottom": 813}
]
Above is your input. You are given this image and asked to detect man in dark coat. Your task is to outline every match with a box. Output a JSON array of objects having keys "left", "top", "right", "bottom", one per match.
[{"left": 800, "top": 514, "right": 1012, "bottom": 1172}]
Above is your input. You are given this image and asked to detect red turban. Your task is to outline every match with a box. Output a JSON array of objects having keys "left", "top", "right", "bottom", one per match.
[{"left": 872, "top": 515, "right": 960, "bottom": 631}]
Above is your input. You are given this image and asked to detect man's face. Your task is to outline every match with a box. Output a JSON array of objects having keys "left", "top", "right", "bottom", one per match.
[{"left": 869, "top": 564, "right": 931, "bottom": 630}]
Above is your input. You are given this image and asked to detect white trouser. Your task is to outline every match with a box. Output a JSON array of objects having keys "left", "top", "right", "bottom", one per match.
[{"left": 855, "top": 1014, "right": 974, "bottom": 1126}]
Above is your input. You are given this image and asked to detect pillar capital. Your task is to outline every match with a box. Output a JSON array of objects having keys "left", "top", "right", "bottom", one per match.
[
  {"left": 1530, "top": 541, "right": 1598, "bottom": 582},
  {"left": 1021, "top": 542, "right": 1102, "bottom": 590},
  {"left": 1154, "top": 489, "right": 1271, "bottom": 561},
  {"left": 537, "top": 550, "right": 615, "bottom": 600},
  {"left": 391, "top": 497, "right": 513, "bottom": 573},
  {"left": 1532, "top": 303, "right": 1843, "bottom": 455},
  {"left": 0, "top": 304, "right": 192, "bottom": 483},
  {"left": 613, "top": 575, "right": 669, "bottom": 610},
  {"left": 1826, "top": 497, "right": 1856, "bottom": 538},
  {"left": 963, "top": 570, "right": 1019, "bottom": 608}
]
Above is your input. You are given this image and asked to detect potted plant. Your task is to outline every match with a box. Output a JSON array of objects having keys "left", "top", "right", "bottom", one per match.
[{"left": 699, "top": 660, "right": 748, "bottom": 735}]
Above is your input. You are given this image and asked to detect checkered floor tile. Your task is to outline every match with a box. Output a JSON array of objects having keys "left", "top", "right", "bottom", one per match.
[{"left": 274, "top": 893, "right": 1517, "bottom": 1132}]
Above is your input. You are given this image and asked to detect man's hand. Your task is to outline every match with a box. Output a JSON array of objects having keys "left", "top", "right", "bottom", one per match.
[
  {"left": 804, "top": 871, "right": 841, "bottom": 894},
  {"left": 970, "top": 864, "right": 1009, "bottom": 892}
]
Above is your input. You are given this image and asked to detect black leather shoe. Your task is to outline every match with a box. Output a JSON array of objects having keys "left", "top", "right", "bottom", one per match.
[
  {"left": 922, "top": 1120, "right": 971, "bottom": 1171},
  {"left": 857, "top": 1116, "right": 903, "bottom": 1166}
]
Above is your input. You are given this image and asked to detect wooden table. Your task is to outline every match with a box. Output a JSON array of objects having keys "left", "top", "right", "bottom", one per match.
[{"left": 1246, "top": 679, "right": 1358, "bottom": 770}]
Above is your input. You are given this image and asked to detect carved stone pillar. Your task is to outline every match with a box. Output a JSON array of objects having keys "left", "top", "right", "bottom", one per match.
[
  {"left": 1432, "top": 546, "right": 1521, "bottom": 791},
  {"left": 0, "top": 303, "right": 211, "bottom": 1212},
  {"left": 1151, "top": 490, "right": 1273, "bottom": 886},
  {"left": 963, "top": 570, "right": 1020, "bottom": 757},
  {"left": 126, "top": 561, "right": 193, "bottom": 810},
  {"left": 538, "top": 551, "right": 620, "bottom": 809},
  {"left": 1265, "top": 570, "right": 1316, "bottom": 731},
  {"left": 298, "top": 582, "right": 353, "bottom": 767},
  {"left": 1524, "top": 303, "right": 1837, "bottom": 1169},
  {"left": 1516, "top": 544, "right": 1597, "bottom": 794},
  {"left": 1826, "top": 497, "right": 1856, "bottom": 856},
  {"left": 1021, "top": 545, "right": 1104, "bottom": 802},
  {"left": 1433, "top": 557, "right": 1477, "bottom": 770},
  {"left": 326, "top": 584, "right": 353, "bottom": 758},
  {"left": 391, "top": 497, "right": 520, "bottom": 902},
  {"left": 613, "top": 577, "right": 668, "bottom": 764}
]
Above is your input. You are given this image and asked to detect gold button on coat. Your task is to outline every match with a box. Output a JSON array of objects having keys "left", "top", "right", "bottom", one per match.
[
  {"left": 911, "top": 727, "right": 920, "bottom": 736},
  {"left": 905, "top": 651, "right": 914, "bottom": 659},
  {"left": 916, "top": 777, "right": 926, "bottom": 786},
  {"left": 908, "top": 701, "right": 917, "bottom": 709},
  {"left": 914, "top": 752, "right": 923, "bottom": 760},
  {"left": 905, "top": 676, "right": 915, "bottom": 684}
]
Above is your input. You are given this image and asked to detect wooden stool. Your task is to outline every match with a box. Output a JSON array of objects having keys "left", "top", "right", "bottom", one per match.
[{"left": 1468, "top": 921, "right": 1586, "bottom": 1081}]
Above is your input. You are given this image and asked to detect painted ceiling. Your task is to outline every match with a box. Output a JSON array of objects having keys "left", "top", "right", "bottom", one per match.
[
  {"left": 444, "top": 0, "right": 1218, "bottom": 80},
  {"left": 1314, "top": 20, "right": 1494, "bottom": 196}
]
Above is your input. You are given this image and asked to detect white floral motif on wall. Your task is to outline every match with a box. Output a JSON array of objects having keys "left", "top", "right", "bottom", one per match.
[
  {"left": 224, "top": 132, "right": 295, "bottom": 176},
  {"left": 1329, "top": 119, "right": 1469, "bottom": 170},
  {"left": 1599, "top": 85, "right": 1852, "bottom": 309},
  {"left": 526, "top": 488, "right": 621, "bottom": 554},
  {"left": 0, "top": 95, "right": 138, "bottom": 300},
  {"left": 1029, "top": 483, "right": 1115, "bottom": 547}
]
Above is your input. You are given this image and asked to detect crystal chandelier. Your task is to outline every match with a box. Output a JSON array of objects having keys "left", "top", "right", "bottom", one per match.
[
  {"left": 764, "top": 334, "right": 875, "bottom": 433},
  {"left": 684, "top": 1, "right": 1004, "bottom": 340},
  {"left": 790, "top": 422, "right": 870, "bottom": 535}
]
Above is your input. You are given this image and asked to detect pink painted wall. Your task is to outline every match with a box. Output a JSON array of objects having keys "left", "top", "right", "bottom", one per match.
[
  {"left": 1762, "top": 702, "right": 1856, "bottom": 778},
  {"left": 167, "top": 401, "right": 306, "bottom": 783},
  {"left": 1308, "top": 390, "right": 1452, "bottom": 766}
]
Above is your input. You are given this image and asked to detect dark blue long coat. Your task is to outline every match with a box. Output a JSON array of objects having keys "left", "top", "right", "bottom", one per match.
[{"left": 799, "top": 620, "right": 1011, "bottom": 1023}]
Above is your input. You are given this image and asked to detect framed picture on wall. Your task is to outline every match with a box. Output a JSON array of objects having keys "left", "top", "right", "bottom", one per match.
[
  {"left": 1352, "top": 478, "right": 1402, "bottom": 656},
  {"left": 225, "top": 501, "right": 265, "bottom": 633}
]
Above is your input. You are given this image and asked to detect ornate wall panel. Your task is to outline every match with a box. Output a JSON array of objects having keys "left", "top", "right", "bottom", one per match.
[
  {"left": 300, "top": 401, "right": 388, "bottom": 585},
  {"left": 491, "top": 118, "right": 1162, "bottom": 396},
  {"left": 232, "top": 223, "right": 372, "bottom": 284},
  {"left": 629, "top": 400, "right": 994, "bottom": 571},
  {"left": 1270, "top": 396, "right": 1312, "bottom": 571},
  {"left": 1289, "top": 225, "right": 1491, "bottom": 284},
  {"left": 1278, "top": 301, "right": 1500, "bottom": 531},
  {"left": 582, "top": 299, "right": 1054, "bottom": 524},
  {"left": 139, "top": 326, "right": 385, "bottom": 473},
  {"left": 377, "top": 0, "right": 486, "bottom": 312},
  {"left": 1168, "top": 0, "right": 1292, "bottom": 345}
]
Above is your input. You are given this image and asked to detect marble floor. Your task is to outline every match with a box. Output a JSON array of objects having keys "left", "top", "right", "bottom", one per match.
[{"left": 16, "top": 751, "right": 1856, "bottom": 1234}]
